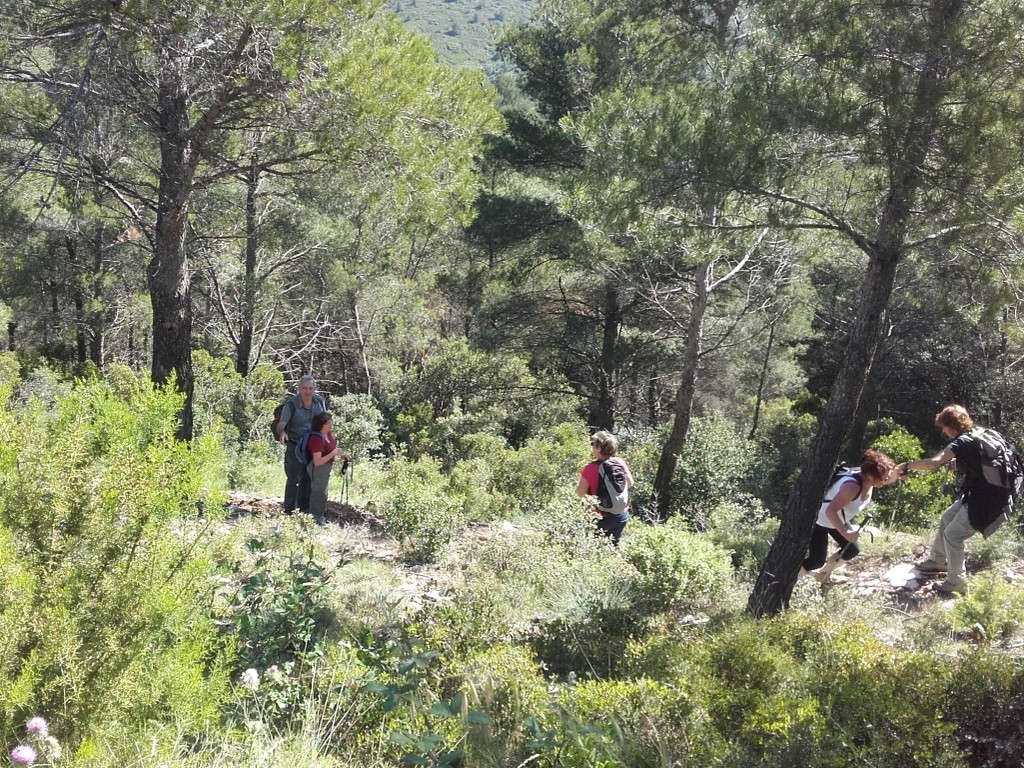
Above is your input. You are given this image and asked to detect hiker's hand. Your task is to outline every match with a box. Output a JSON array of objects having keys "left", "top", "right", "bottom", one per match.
[
  {"left": 278, "top": 433, "right": 287, "bottom": 446},
  {"left": 845, "top": 528, "right": 860, "bottom": 543}
]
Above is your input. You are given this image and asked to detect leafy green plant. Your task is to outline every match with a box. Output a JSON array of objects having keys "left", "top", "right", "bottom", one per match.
[
  {"left": 532, "top": 577, "right": 639, "bottom": 679},
  {"left": 870, "top": 423, "right": 954, "bottom": 531},
  {"left": 622, "top": 522, "right": 737, "bottom": 615},
  {"left": 0, "top": 371, "right": 230, "bottom": 748},
  {"left": 945, "top": 574, "right": 1024, "bottom": 643},
  {"left": 373, "top": 456, "right": 465, "bottom": 562},
  {"left": 705, "top": 496, "right": 780, "bottom": 579},
  {"left": 357, "top": 636, "right": 493, "bottom": 767},
  {"left": 220, "top": 536, "right": 337, "bottom": 670},
  {"left": 671, "top": 412, "right": 758, "bottom": 524}
]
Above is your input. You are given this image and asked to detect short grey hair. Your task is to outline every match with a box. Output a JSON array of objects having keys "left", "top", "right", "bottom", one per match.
[{"left": 297, "top": 375, "right": 316, "bottom": 388}]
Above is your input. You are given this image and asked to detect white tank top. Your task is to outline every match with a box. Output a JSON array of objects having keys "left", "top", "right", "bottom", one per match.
[{"left": 816, "top": 475, "right": 872, "bottom": 529}]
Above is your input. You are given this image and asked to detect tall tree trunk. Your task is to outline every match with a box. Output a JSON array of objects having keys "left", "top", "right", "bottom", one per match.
[
  {"left": 236, "top": 152, "right": 259, "bottom": 376},
  {"left": 748, "top": 319, "right": 776, "bottom": 440},
  {"left": 150, "top": 60, "right": 195, "bottom": 440},
  {"left": 88, "top": 225, "right": 105, "bottom": 367},
  {"left": 589, "top": 282, "right": 620, "bottom": 430},
  {"left": 747, "top": 252, "right": 898, "bottom": 615},
  {"left": 67, "top": 236, "right": 88, "bottom": 366},
  {"left": 652, "top": 261, "right": 710, "bottom": 520},
  {"left": 748, "top": 0, "right": 961, "bottom": 616}
]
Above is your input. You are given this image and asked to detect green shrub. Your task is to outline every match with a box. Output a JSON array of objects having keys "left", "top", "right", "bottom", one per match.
[
  {"left": 330, "top": 392, "right": 385, "bottom": 458},
  {"left": 869, "top": 423, "right": 954, "bottom": 531},
  {"left": 499, "top": 423, "right": 590, "bottom": 515},
  {"left": 749, "top": 403, "right": 819, "bottom": 514},
  {"left": 225, "top": 438, "right": 286, "bottom": 494},
  {"left": 455, "top": 644, "right": 549, "bottom": 763},
  {"left": 705, "top": 496, "right": 780, "bottom": 579},
  {"left": 218, "top": 533, "right": 337, "bottom": 671},
  {"left": 532, "top": 576, "right": 639, "bottom": 678},
  {"left": 943, "top": 651, "right": 1024, "bottom": 768},
  {"left": 622, "top": 522, "right": 737, "bottom": 615},
  {"left": 560, "top": 677, "right": 725, "bottom": 768},
  {"left": 0, "top": 374, "right": 230, "bottom": 749},
  {"left": 671, "top": 413, "right": 758, "bottom": 524},
  {"left": 945, "top": 573, "right": 1024, "bottom": 643},
  {"left": 193, "top": 352, "right": 285, "bottom": 445},
  {"left": 372, "top": 456, "right": 465, "bottom": 562}
]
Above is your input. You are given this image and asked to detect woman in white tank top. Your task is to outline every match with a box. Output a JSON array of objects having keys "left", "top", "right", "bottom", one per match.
[{"left": 800, "top": 450, "right": 897, "bottom": 583}]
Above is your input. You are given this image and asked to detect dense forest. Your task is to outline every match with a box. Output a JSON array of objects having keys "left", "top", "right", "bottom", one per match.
[{"left": 4, "top": 0, "right": 1024, "bottom": 766}]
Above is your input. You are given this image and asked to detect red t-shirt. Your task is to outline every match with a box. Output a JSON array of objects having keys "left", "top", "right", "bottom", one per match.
[
  {"left": 581, "top": 457, "right": 630, "bottom": 515},
  {"left": 306, "top": 432, "right": 337, "bottom": 463},
  {"left": 581, "top": 460, "right": 601, "bottom": 495}
]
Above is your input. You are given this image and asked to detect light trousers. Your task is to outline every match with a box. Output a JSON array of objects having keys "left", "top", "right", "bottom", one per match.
[{"left": 929, "top": 499, "right": 975, "bottom": 586}]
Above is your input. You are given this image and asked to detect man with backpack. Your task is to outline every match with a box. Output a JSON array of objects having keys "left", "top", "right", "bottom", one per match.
[
  {"left": 576, "top": 430, "right": 634, "bottom": 545},
  {"left": 897, "top": 404, "right": 1023, "bottom": 596},
  {"left": 274, "top": 375, "right": 326, "bottom": 515}
]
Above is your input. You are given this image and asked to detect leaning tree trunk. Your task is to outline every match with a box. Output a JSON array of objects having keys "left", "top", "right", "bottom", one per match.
[
  {"left": 747, "top": 0, "right": 960, "bottom": 616},
  {"left": 652, "top": 260, "right": 710, "bottom": 521},
  {"left": 150, "top": 60, "right": 195, "bottom": 441},
  {"left": 747, "top": 251, "right": 899, "bottom": 615}
]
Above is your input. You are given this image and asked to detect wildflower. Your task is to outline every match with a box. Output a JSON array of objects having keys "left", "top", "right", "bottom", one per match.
[
  {"left": 240, "top": 667, "right": 260, "bottom": 691},
  {"left": 11, "top": 744, "right": 37, "bottom": 765},
  {"left": 25, "top": 717, "right": 48, "bottom": 737},
  {"left": 44, "top": 736, "right": 62, "bottom": 761}
]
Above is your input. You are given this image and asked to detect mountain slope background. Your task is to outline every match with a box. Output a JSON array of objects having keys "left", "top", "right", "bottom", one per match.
[{"left": 387, "top": 0, "right": 535, "bottom": 72}]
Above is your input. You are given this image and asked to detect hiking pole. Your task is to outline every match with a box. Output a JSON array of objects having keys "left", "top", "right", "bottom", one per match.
[
  {"left": 838, "top": 513, "right": 875, "bottom": 560},
  {"left": 340, "top": 459, "right": 350, "bottom": 505},
  {"left": 817, "top": 513, "right": 875, "bottom": 583}
]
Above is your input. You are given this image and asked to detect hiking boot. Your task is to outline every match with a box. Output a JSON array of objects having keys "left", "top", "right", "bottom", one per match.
[
  {"left": 934, "top": 579, "right": 968, "bottom": 596},
  {"left": 915, "top": 558, "right": 947, "bottom": 574}
]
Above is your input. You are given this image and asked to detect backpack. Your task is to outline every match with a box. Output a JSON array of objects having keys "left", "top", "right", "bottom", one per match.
[
  {"left": 294, "top": 429, "right": 318, "bottom": 465},
  {"left": 269, "top": 400, "right": 287, "bottom": 439},
  {"left": 825, "top": 461, "right": 862, "bottom": 501},
  {"left": 596, "top": 458, "right": 629, "bottom": 515},
  {"left": 969, "top": 426, "right": 1024, "bottom": 499}
]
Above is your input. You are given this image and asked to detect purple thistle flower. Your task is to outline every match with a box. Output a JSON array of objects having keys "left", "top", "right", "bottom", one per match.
[
  {"left": 11, "top": 744, "right": 37, "bottom": 765},
  {"left": 25, "top": 717, "right": 48, "bottom": 737}
]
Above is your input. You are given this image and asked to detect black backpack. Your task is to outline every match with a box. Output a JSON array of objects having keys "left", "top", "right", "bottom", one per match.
[
  {"left": 596, "top": 458, "right": 629, "bottom": 515},
  {"left": 970, "top": 426, "right": 1024, "bottom": 499},
  {"left": 825, "top": 461, "right": 862, "bottom": 501},
  {"left": 269, "top": 400, "right": 287, "bottom": 439}
]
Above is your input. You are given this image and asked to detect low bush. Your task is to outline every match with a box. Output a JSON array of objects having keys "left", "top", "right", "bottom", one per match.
[
  {"left": 531, "top": 576, "right": 638, "bottom": 679},
  {"left": 869, "top": 423, "right": 954, "bottom": 531},
  {"left": 455, "top": 644, "right": 549, "bottom": 764},
  {"left": 622, "top": 522, "right": 737, "bottom": 615},
  {"left": 945, "top": 573, "right": 1024, "bottom": 643},
  {"left": 670, "top": 413, "right": 758, "bottom": 524},
  {"left": 705, "top": 496, "right": 780, "bottom": 579},
  {"left": 372, "top": 456, "right": 465, "bottom": 562},
  {"left": 217, "top": 531, "right": 338, "bottom": 672}
]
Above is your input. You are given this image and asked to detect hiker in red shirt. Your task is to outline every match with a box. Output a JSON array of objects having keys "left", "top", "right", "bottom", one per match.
[
  {"left": 576, "top": 430, "right": 634, "bottom": 545},
  {"left": 306, "top": 411, "right": 351, "bottom": 526}
]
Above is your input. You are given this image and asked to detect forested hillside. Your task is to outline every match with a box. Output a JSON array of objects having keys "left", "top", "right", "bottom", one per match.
[
  {"left": 4, "top": 0, "right": 1024, "bottom": 765},
  {"left": 387, "top": 0, "right": 534, "bottom": 72}
]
